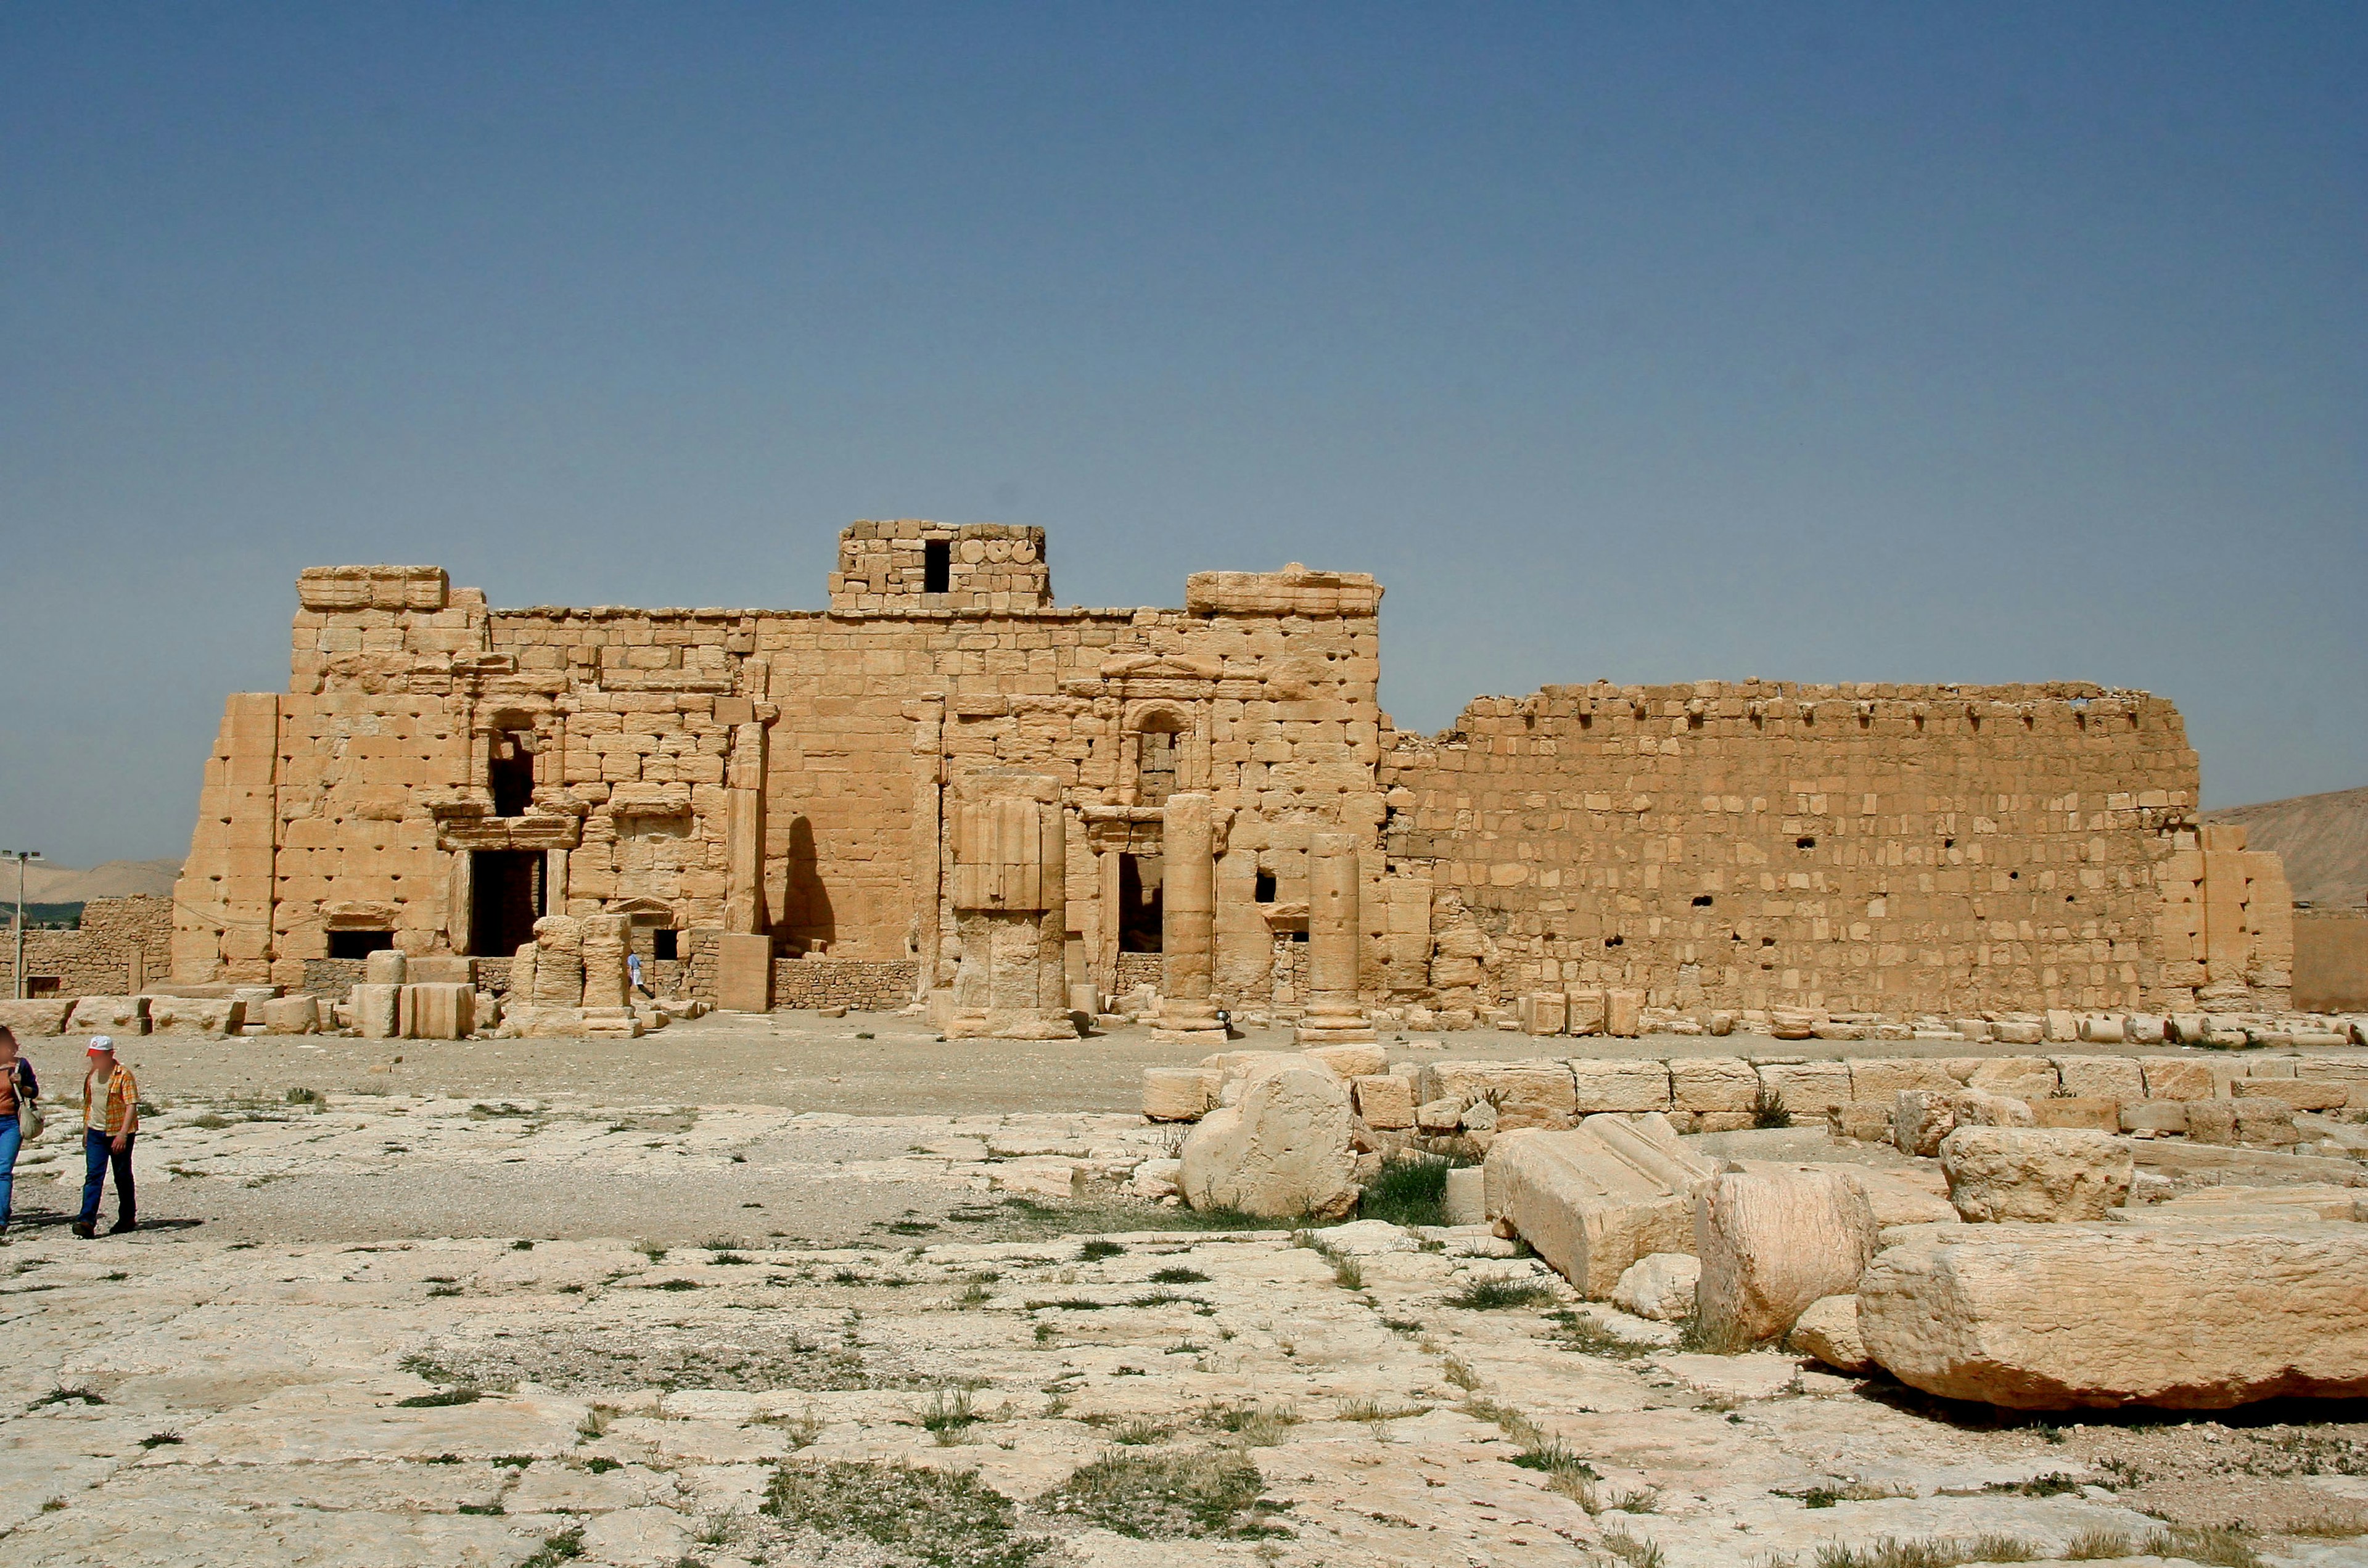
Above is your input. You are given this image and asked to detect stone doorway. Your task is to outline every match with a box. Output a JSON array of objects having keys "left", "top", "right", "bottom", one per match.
[
  {"left": 470, "top": 850, "right": 546, "bottom": 956},
  {"left": 1117, "top": 852, "right": 1163, "bottom": 953}
]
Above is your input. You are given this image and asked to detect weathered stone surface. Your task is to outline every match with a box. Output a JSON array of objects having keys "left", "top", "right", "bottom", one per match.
[
  {"left": 1303, "top": 1042, "right": 1387, "bottom": 1080},
  {"left": 67, "top": 995, "right": 150, "bottom": 1033},
  {"left": 2235, "top": 1078, "right": 2348, "bottom": 1112},
  {"left": 1788, "top": 1293, "right": 1873, "bottom": 1375},
  {"left": 2141, "top": 1059, "right": 2216, "bottom": 1101},
  {"left": 1939, "top": 1128, "right": 2132, "bottom": 1222},
  {"left": 258, "top": 994, "right": 319, "bottom": 1034},
  {"left": 1847, "top": 1057, "right": 1958, "bottom": 1101},
  {"left": 2121, "top": 1100, "right": 2189, "bottom": 1135},
  {"left": 2051, "top": 1056, "right": 2144, "bottom": 1100},
  {"left": 1483, "top": 1114, "right": 1717, "bottom": 1297},
  {"left": 362, "top": 948, "right": 408, "bottom": 985},
  {"left": 0, "top": 999, "right": 74, "bottom": 1036},
  {"left": 1611, "top": 1252, "right": 1700, "bottom": 1323},
  {"left": 1825, "top": 1101, "right": 1892, "bottom": 1142},
  {"left": 1563, "top": 989, "right": 1606, "bottom": 1036},
  {"left": 1952, "top": 1087, "right": 2036, "bottom": 1129},
  {"left": 1605, "top": 989, "right": 1644, "bottom": 1038},
  {"left": 1415, "top": 1096, "right": 1462, "bottom": 1133},
  {"left": 2029, "top": 1097, "right": 2120, "bottom": 1132},
  {"left": 401, "top": 982, "right": 474, "bottom": 1040},
  {"left": 1180, "top": 1065, "right": 1357, "bottom": 1219},
  {"left": 1893, "top": 1090, "right": 1957, "bottom": 1157},
  {"left": 1568, "top": 1059, "right": 1671, "bottom": 1114},
  {"left": 1669, "top": 1057, "right": 1758, "bottom": 1114},
  {"left": 1754, "top": 1060, "right": 1851, "bottom": 1116},
  {"left": 1966, "top": 1057, "right": 2058, "bottom": 1100},
  {"left": 1857, "top": 1223, "right": 2368, "bottom": 1410},
  {"left": 2187, "top": 1098, "right": 2300, "bottom": 1148},
  {"left": 1351, "top": 1073, "right": 1415, "bottom": 1130},
  {"left": 1141, "top": 1067, "right": 1220, "bottom": 1122},
  {"left": 350, "top": 982, "right": 400, "bottom": 1040},
  {"left": 1415, "top": 1060, "right": 1576, "bottom": 1130},
  {"left": 1695, "top": 1166, "right": 1880, "bottom": 1344},
  {"left": 1442, "top": 1165, "right": 1486, "bottom": 1225}
]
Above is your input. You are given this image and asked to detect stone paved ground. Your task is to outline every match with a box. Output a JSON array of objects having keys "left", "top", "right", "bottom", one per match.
[{"left": 0, "top": 1028, "right": 2362, "bottom": 1565}]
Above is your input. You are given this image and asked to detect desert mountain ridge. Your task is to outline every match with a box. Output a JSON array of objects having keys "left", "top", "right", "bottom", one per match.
[
  {"left": 2204, "top": 785, "right": 2368, "bottom": 909},
  {"left": 2, "top": 857, "right": 182, "bottom": 905}
]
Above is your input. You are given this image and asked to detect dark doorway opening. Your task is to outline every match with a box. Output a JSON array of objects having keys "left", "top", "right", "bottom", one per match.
[
  {"left": 489, "top": 731, "right": 536, "bottom": 816},
  {"left": 923, "top": 538, "right": 952, "bottom": 594},
  {"left": 652, "top": 928, "right": 678, "bottom": 961},
  {"left": 1117, "top": 853, "right": 1164, "bottom": 953},
  {"left": 470, "top": 850, "right": 545, "bottom": 956},
  {"left": 327, "top": 929, "right": 395, "bottom": 960}
]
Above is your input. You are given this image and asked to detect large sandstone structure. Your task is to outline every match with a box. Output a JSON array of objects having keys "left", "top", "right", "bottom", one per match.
[{"left": 168, "top": 523, "right": 2293, "bottom": 1022}]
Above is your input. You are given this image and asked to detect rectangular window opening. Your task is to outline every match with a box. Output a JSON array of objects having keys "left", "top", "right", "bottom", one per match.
[
  {"left": 328, "top": 929, "right": 396, "bottom": 959},
  {"left": 652, "top": 928, "right": 679, "bottom": 961},
  {"left": 1254, "top": 870, "right": 1277, "bottom": 903},
  {"left": 923, "top": 538, "right": 952, "bottom": 594}
]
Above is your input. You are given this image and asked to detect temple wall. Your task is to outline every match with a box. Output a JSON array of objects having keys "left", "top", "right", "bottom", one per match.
[
  {"left": 1, "top": 897, "right": 173, "bottom": 998},
  {"left": 1380, "top": 681, "right": 2231, "bottom": 1016}
]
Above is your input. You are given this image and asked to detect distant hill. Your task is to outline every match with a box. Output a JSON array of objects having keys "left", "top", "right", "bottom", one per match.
[
  {"left": 2204, "top": 787, "right": 2368, "bottom": 909},
  {"left": 4, "top": 858, "right": 181, "bottom": 905}
]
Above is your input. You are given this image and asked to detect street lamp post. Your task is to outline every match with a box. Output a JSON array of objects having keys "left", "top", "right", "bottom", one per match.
[{"left": 6, "top": 852, "right": 39, "bottom": 1000}]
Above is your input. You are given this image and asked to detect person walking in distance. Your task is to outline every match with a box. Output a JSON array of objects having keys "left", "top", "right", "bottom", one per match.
[
  {"left": 0, "top": 1027, "right": 39, "bottom": 1236},
  {"left": 73, "top": 1036, "right": 138, "bottom": 1238}
]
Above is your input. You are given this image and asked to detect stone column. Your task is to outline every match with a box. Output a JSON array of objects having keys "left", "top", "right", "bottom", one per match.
[
  {"left": 1295, "top": 830, "right": 1376, "bottom": 1046},
  {"left": 725, "top": 720, "right": 769, "bottom": 935},
  {"left": 579, "top": 912, "right": 642, "bottom": 1038},
  {"left": 1155, "top": 793, "right": 1227, "bottom": 1040},
  {"left": 910, "top": 695, "right": 947, "bottom": 996}
]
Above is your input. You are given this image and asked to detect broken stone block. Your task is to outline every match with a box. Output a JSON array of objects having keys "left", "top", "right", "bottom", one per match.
[
  {"left": 1967, "top": 1057, "right": 2058, "bottom": 1099},
  {"left": 1696, "top": 1111, "right": 1756, "bottom": 1133},
  {"left": 1351, "top": 1073, "right": 1414, "bottom": 1131},
  {"left": 1755, "top": 1060, "right": 1852, "bottom": 1117},
  {"left": 67, "top": 996, "right": 150, "bottom": 1035},
  {"left": 2044, "top": 1009, "right": 2078, "bottom": 1042},
  {"left": 0, "top": 999, "right": 73, "bottom": 1036},
  {"left": 1826, "top": 1101, "right": 1893, "bottom": 1142},
  {"left": 1415, "top": 1060, "right": 1577, "bottom": 1130},
  {"left": 1770, "top": 1009, "right": 1818, "bottom": 1040},
  {"left": 1611, "top": 1252, "right": 1700, "bottom": 1323},
  {"left": 1695, "top": 1166, "right": 1881, "bottom": 1345},
  {"left": 1939, "top": 1127, "right": 2132, "bottom": 1221},
  {"left": 1992, "top": 1020, "right": 2044, "bottom": 1046},
  {"left": 1442, "top": 1165, "right": 1486, "bottom": 1225},
  {"left": 1483, "top": 1115, "right": 1717, "bottom": 1297},
  {"left": 1788, "top": 1294, "right": 1874, "bottom": 1375},
  {"left": 1953, "top": 1017, "right": 1992, "bottom": 1043},
  {"left": 1568, "top": 1059, "right": 1672, "bottom": 1114},
  {"left": 1894, "top": 1090, "right": 1957, "bottom": 1158},
  {"left": 2141, "top": 1059, "right": 2215, "bottom": 1101},
  {"left": 1303, "top": 1042, "right": 1387, "bottom": 1080},
  {"left": 257, "top": 995, "right": 319, "bottom": 1035},
  {"left": 1523, "top": 991, "right": 1568, "bottom": 1036},
  {"left": 1180, "top": 1065, "right": 1357, "bottom": 1220},
  {"left": 1141, "top": 1067, "right": 1220, "bottom": 1122},
  {"left": 2124, "top": 1014, "right": 2167, "bottom": 1045},
  {"left": 1605, "top": 990, "right": 1644, "bottom": 1038},
  {"left": 403, "top": 982, "right": 474, "bottom": 1041},
  {"left": 1847, "top": 1057, "right": 1958, "bottom": 1101},
  {"left": 1125, "top": 1157, "right": 1181, "bottom": 1199},
  {"left": 362, "top": 948, "right": 407, "bottom": 986},
  {"left": 2053, "top": 1056, "right": 2144, "bottom": 1101},
  {"left": 2186, "top": 1099, "right": 2299, "bottom": 1147},
  {"left": 1952, "top": 1087, "right": 2036, "bottom": 1129},
  {"left": 992, "top": 1157, "right": 1083, "bottom": 1200},
  {"left": 2120, "top": 1101, "right": 2188, "bottom": 1135},
  {"left": 1857, "top": 1224, "right": 2368, "bottom": 1410},
  {"left": 2234, "top": 1079, "right": 2348, "bottom": 1113},
  {"left": 350, "top": 983, "right": 400, "bottom": 1040},
  {"left": 1415, "top": 1097, "right": 1462, "bottom": 1133},
  {"left": 2030, "top": 1098, "right": 2121, "bottom": 1132},
  {"left": 1671, "top": 1057, "right": 1758, "bottom": 1114},
  {"left": 2077, "top": 1015, "right": 2125, "bottom": 1044},
  {"left": 1564, "top": 989, "right": 1606, "bottom": 1037}
]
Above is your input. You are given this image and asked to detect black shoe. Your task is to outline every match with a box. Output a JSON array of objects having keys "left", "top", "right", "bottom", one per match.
[
  {"left": 107, "top": 1219, "right": 138, "bottom": 1236},
  {"left": 70, "top": 1221, "right": 95, "bottom": 1239}
]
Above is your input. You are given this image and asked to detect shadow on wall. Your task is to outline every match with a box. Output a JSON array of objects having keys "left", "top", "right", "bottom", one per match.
[{"left": 779, "top": 815, "right": 835, "bottom": 954}]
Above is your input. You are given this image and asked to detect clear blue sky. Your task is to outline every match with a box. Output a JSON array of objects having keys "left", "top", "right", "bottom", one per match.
[{"left": 4, "top": 4, "right": 2362, "bottom": 867}]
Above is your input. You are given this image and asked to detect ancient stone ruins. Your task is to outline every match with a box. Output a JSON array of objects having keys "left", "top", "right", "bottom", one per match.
[{"left": 155, "top": 521, "right": 2297, "bottom": 1031}]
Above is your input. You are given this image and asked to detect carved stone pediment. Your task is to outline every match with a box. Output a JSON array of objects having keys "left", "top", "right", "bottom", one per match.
[{"left": 436, "top": 813, "right": 583, "bottom": 852}]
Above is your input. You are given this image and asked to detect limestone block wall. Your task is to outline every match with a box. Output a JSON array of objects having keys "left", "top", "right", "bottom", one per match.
[
  {"left": 1, "top": 897, "right": 173, "bottom": 998},
  {"left": 829, "top": 520, "right": 1053, "bottom": 613},
  {"left": 1383, "top": 681, "right": 2210, "bottom": 1016}
]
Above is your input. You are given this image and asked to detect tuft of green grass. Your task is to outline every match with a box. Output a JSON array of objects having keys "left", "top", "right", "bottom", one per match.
[
  {"left": 396, "top": 1387, "right": 482, "bottom": 1409},
  {"left": 1444, "top": 1276, "right": 1554, "bottom": 1310},
  {"left": 918, "top": 1387, "right": 980, "bottom": 1444},
  {"left": 1600, "top": 1529, "right": 1666, "bottom": 1567},
  {"left": 520, "top": 1525, "right": 585, "bottom": 1567},
  {"left": 1330, "top": 1255, "right": 1365, "bottom": 1291},
  {"left": 286, "top": 1086, "right": 320, "bottom": 1106},
  {"left": 1811, "top": 1535, "right": 2041, "bottom": 1568},
  {"left": 1674, "top": 1311, "right": 1752, "bottom": 1355},
  {"left": 1751, "top": 1085, "right": 1792, "bottom": 1128},
  {"left": 764, "top": 1458, "right": 1056, "bottom": 1567},
  {"left": 1078, "top": 1239, "right": 1127, "bottom": 1261},
  {"left": 2063, "top": 1528, "right": 2134, "bottom": 1561},
  {"left": 2142, "top": 1526, "right": 2264, "bottom": 1567},
  {"left": 1148, "top": 1265, "right": 1209, "bottom": 1284},
  {"left": 1357, "top": 1153, "right": 1469, "bottom": 1228},
  {"left": 138, "top": 1431, "right": 183, "bottom": 1448},
  {"left": 30, "top": 1386, "right": 105, "bottom": 1409},
  {"left": 1197, "top": 1400, "right": 1301, "bottom": 1447},
  {"left": 1111, "top": 1418, "right": 1169, "bottom": 1446},
  {"left": 191, "top": 1112, "right": 231, "bottom": 1130},
  {"left": 1336, "top": 1397, "right": 1430, "bottom": 1425},
  {"left": 1034, "top": 1448, "right": 1289, "bottom": 1539},
  {"left": 1550, "top": 1310, "right": 1656, "bottom": 1360}
]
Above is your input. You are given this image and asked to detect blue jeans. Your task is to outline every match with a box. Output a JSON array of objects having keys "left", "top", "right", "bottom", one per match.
[
  {"left": 78, "top": 1130, "right": 134, "bottom": 1228},
  {"left": 0, "top": 1118, "right": 19, "bottom": 1224}
]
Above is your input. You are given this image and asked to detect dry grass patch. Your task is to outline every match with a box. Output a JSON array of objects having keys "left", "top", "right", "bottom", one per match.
[{"left": 1034, "top": 1448, "right": 1288, "bottom": 1539}]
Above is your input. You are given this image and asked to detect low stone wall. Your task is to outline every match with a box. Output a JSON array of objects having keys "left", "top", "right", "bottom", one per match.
[
  {"left": 0, "top": 897, "right": 174, "bottom": 998},
  {"left": 771, "top": 958, "right": 918, "bottom": 1012},
  {"left": 1114, "top": 953, "right": 1161, "bottom": 996}
]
